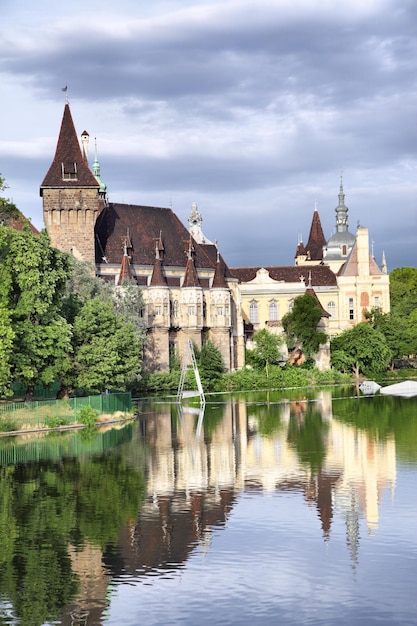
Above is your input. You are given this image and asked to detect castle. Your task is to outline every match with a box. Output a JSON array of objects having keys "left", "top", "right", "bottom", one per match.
[{"left": 40, "top": 104, "right": 390, "bottom": 371}]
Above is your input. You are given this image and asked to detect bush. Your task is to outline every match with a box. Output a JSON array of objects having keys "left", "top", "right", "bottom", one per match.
[
  {"left": 45, "top": 416, "right": 69, "bottom": 429},
  {"left": 78, "top": 405, "right": 98, "bottom": 427},
  {"left": 0, "top": 417, "right": 18, "bottom": 432}
]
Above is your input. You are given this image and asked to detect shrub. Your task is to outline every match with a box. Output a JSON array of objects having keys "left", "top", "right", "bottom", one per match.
[
  {"left": 78, "top": 405, "right": 98, "bottom": 427},
  {"left": 0, "top": 417, "right": 18, "bottom": 432},
  {"left": 45, "top": 416, "right": 69, "bottom": 429}
]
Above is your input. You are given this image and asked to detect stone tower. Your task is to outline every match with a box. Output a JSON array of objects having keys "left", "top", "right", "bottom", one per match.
[
  {"left": 145, "top": 236, "right": 171, "bottom": 371},
  {"left": 40, "top": 104, "right": 103, "bottom": 263},
  {"left": 208, "top": 249, "right": 232, "bottom": 369}
]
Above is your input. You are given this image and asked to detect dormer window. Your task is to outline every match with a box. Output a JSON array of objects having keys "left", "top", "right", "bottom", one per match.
[{"left": 61, "top": 162, "right": 78, "bottom": 181}]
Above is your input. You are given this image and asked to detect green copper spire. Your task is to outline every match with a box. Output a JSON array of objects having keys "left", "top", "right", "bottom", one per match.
[{"left": 92, "top": 137, "right": 107, "bottom": 194}]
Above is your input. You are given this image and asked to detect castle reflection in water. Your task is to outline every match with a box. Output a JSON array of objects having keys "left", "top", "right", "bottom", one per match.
[{"left": 65, "top": 390, "right": 397, "bottom": 624}]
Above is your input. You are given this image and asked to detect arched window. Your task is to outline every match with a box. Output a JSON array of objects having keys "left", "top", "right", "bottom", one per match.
[
  {"left": 342, "top": 244, "right": 347, "bottom": 256},
  {"left": 269, "top": 300, "right": 278, "bottom": 321},
  {"left": 249, "top": 301, "right": 259, "bottom": 324},
  {"left": 327, "top": 301, "right": 336, "bottom": 317}
]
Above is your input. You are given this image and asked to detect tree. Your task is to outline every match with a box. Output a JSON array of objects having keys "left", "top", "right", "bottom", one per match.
[
  {"left": 282, "top": 292, "right": 327, "bottom": 359},
  {"left": 58, "top": 261, "right": 145, "bottom": 396},
  {"left": 73, "top": 297, "right": 142, "bottom": 393},
  {"left": 365, "top": 308, "right": 412, "bottom": 364},
  {"left": 0, "top": 226, "right": 73, "bottom": 399},
  {"left": 330, "top": 322, "right": 392, "bottom": 376},
  {"left": 0, "top": 303, "right": 14, "bottom": 396},
  {"left": 389, "top": 267, "right": 417, "bottom": 318},
  {"left": 0, "top": 174, "right": 20, "bottom": 225},
  {"left": 248, "top": 328, "right": 284, "bottom": 377},
  {"left": 198, "top": 340, "right": 225, "bottom": 388}
]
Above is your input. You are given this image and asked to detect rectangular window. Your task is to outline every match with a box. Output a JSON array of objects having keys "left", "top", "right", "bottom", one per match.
[
  {"left": 374, "top": 296, "right": 380, "bottom": 309},
  {"left": 188, "top": 306, "right": 195, "bottom": 316},
  {"left": 349, "top": 297, "right": 354, "bottom": 321}
]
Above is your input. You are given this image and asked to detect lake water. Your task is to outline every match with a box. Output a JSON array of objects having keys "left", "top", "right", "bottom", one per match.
[{"left": 0, "top": 385, "right": 416, "bottom": 625}]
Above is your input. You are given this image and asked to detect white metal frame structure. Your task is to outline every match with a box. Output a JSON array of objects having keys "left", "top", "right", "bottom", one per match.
[{"left": 176, "top": 339, "right": 206, "bottom": 406}]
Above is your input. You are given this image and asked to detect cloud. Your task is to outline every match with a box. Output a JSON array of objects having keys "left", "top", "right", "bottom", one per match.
[{"left": 0, "top": 0, "right": 416, "bottom": 269}]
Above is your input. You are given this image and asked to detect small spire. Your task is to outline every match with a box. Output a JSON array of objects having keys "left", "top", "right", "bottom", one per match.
[
  {"left": 92, "top": 138, "right": 107, "bottom": 194},
  {"left": 381, "top": 251, "right": 387, "bottom": 274}
]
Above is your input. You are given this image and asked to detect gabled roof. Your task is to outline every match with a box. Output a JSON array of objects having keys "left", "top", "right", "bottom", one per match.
[
  {"left": 305, "top": 210, "right": 326, "bottom": 260},
  {"left": 338, "top": 241, "right": 382, "bottom": 277},
  {"left": 230, "top": 265, "right": 337, "bottom": 286},
  {"left": 95, "top": 203, "right": 225, "bottom": 271},
  {"left": 40, "top": 104, "right": 99, "bottom": 191}
]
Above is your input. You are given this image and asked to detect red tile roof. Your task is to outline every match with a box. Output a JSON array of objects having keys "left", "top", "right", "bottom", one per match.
[
  {"left": 230, "top": 265, "right": 337, "bottom": 286},
  {"left": 182, "top": 256, "right": 201, "bottom": 287},
  {"left": 305, "top": 210, "right": 326, "bottom": 260},
  {"left": 95, "top": 203, "right": 228, "bottom": 272},
  {"left": 149, "top": 258, "right": 168, "bottom": 286}
]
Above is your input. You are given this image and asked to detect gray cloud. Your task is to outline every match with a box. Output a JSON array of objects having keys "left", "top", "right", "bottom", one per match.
[{"left": 0, "top": 0, "right": 416, "bottom": 269}]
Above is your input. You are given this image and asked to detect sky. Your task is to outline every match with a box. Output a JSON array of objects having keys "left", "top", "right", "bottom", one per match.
[{"left": 0, "top": 0, "right": 416, "bottom": 270}]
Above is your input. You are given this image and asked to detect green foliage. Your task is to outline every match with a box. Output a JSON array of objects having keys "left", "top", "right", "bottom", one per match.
[
  {"left": 0, "top": 303, "right": 14, "bottom": 396},
  {"left": 0, "top": 226, "right": 73, "bottom": 398},
  {"left": 282, "top": 292, "right": 327, "bottom": 358},
  {"left": 367, "top": 268, "right": 417, "bottom": 360},
  {"left": 198, "top": 340, "right": 225, "bottom": 389},
  {"left": 248, "top": 329, "right": 285, "bottom": 377},
  {"left": 331, "top": 322, "right": 392, "bottom": 376},
  {"left": 0, "top": 174, "right": 21, "bottom": 224},
  {"left": 0, "top": 453, "right": 146, "bottom": 624},
  {"left": 78, "top": 405, "right": 98, "bottom": 427},
  {"left": 74, "top": 298, "right": 142, "bottom": 393},
  {"left": 140, "top": 369, "right": 181, "bottom": 393},
  {"left": 0, "top": 417, "right": 18, "bottom": 432},
  {"left": 389, "top": 267, "right": 417, "bottom": 318},
  {"left": 365, "top": 307, "right": 413, "bottom": 361},
  {"left": 45, "top": 416, "right": 69, "bottom": 429},
  {"left": 287, "top": 405, "right": 329, "bottom": 471},
  {"left": 223, "top": 363, "right": 345, "bottom": 391},
  {"left": 59, "top": 261, "right": 145, "bottom": 396}
]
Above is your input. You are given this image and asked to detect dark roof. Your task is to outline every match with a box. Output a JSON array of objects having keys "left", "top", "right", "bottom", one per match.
[
  {"left": 95, "top": 202, "right": 222, "bottom": 270},
  {"left": 212, "top": 260, "right": 228, "bottom": 288},
  {"left": 305, "top": 210, "right": 326, "bottom": 260},
  {"left": 149, "top": 258, "right": 168, "bottom": 286},
  {"left": 2, "top": 212, "right": 39, "bottom": 235},
  {"left": 198, "top": 242, "right": 234, "bottom": 279},
  {"left": 117, "top": 253, "right": 133, "bottom": 285},
  {"left": 294, "top": 241, "right": 306, "bottom": 257},
  {"left": 182, "top": 256, "right": 201, "bottom": 287},
  {"left": 230, "top": 265, "right": 337, "bottom": 286},
  {"left": 40, "top": 104, "right": 99, "bottom": 191}
]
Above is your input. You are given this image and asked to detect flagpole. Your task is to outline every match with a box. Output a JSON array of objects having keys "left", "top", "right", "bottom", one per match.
[{"left": 62, "top": 84, "right": 68, "bottom": 104}]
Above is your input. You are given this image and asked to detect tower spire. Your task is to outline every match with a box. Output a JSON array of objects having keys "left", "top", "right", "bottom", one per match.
[
  {"left": 92, "top": 138, "right": 107, "bottom": 195},
  {"left": 335, "top": 175, "right": 349, "bottom": 234}
]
